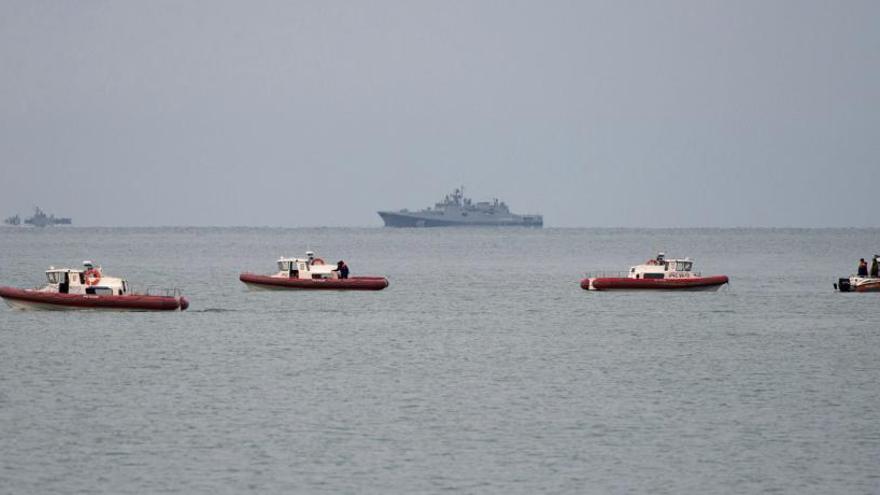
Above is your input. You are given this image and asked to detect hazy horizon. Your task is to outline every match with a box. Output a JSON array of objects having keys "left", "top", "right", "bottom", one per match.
[{"left": 2, "top": 1, "right": 878, "bottom": 228}]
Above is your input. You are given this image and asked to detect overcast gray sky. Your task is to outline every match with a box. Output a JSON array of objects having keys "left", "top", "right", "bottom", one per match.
[{"left": 0, "top": 0, "right": 877, "bottom": 227}]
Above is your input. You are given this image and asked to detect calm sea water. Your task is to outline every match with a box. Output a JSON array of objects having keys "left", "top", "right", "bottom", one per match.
[{"left": 1, "top": 227, "right": 878, "bottom": 494}]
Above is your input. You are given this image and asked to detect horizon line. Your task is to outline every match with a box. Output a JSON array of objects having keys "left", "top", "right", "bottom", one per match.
[{"left": 3, "top": 225, "right": 879, "bottom": 230}]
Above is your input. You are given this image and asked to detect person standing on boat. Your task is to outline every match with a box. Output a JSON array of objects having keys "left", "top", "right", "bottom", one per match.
[
  {"left": 857, "top": 258, "right": 869, "bottom": 277},
  {"left": 871, "top": 256, "right": 879, "bottom": 278},
  {"left": 336, "top": 260, "right": 349, "bottom": 279}
]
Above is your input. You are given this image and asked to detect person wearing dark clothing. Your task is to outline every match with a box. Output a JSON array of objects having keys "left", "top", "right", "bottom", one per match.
[
  {"left": 857, "top": 258, "right": 869, "bottom": 277},
  {"left": 871, "top": 256, "right": 879, "bottom": 278},
  {"left": 59, "top": 272, "right": 69, "bottom": 294},
  {"left": 336, "top": 260, "right": 350, "bottom": 279}
]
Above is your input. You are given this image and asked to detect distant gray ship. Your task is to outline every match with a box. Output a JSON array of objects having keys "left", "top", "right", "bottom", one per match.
[
  {"left": 378, "top": 187, "right": 542, "bottom": 227},
  {"left": 5, "top": 207, "right": 73, "bottom": 227}
]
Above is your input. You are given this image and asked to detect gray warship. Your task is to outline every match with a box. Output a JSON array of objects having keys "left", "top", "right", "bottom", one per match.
[
  {"left": 378, "top": 187, "right": 542, "bottom": 227},
  {"left": 8, "top": 207, "right": 73, "bottom": 227},
  {"left": 3, "top": 214, "right": 20, "bottom": 226}
]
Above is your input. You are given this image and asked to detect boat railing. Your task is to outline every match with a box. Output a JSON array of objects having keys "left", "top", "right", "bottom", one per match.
[
  {"left": 583, "top": 271, "right": 630, "bottom": 279},
  {"left": 135, "top": 286, "right": 185, "bottom": 298}
]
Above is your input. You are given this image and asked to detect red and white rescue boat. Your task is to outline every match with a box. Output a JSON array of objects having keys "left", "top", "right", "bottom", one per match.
[
  {"left": 581, "top": 253, "right": 729, "bottom": 291},
  {"left": 835, "top": 256, "right": 880, "bottom": 292},
  {"left": 240, "top": 252, "right": 388, "bottom": 291},
  {"left": 0, "top": 261, "right": 189, "bottom": 311}
]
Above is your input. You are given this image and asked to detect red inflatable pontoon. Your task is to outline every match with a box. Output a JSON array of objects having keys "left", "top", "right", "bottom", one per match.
[
  {"left": 581, "top": 275, "right": 729, "bottom": 291},
  {"left": 0, "top": 286, "right": 189, "bottom": 311}
]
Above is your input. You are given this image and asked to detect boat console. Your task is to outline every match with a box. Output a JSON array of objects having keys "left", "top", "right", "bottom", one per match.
[
  {"left": 275, "top": 253, "right": 342, "bottom": 280},
  {"left": 629, "top": 253, "right": 698, "bottom": 280}
]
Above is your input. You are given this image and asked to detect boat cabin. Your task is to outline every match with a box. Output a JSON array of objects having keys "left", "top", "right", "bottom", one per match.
[
  {"left": 275, "top": 253, "right": 341, "bottom": 280},
  {"left": 629, "top": 253, "right": 697, "bottom": 280},
  {"left": 43, "top": 261, "right": 128, "bottom": 295}
]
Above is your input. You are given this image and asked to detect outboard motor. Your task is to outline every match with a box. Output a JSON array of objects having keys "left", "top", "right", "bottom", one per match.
[{"left": 837, "top": 278, "right": 852, "bottom": 292}]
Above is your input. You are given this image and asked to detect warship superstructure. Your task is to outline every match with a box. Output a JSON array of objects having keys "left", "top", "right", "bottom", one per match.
[
  {"left": 16, "top": 207, "right": 72, "bottom": 227},
  {"left": 378, "top": 187, "right": 542, "bottom": 227},
  {"left": 3, "top": 214, "right": 20, "bottom": 226}
]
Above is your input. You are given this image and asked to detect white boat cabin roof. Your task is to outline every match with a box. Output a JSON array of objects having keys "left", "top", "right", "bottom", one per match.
[{"left": 45, "top": 260, "right": 97, "bottom": 275}]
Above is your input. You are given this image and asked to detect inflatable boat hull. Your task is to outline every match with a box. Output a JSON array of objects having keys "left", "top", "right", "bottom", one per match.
[
  {"left": 836, "top": 277, "right": 880, "bottom": 292},
  {"left": 853, "top": 280, "right": 880, "bottom": 292},
  {"left": 0, "top": 287, "right": 189, "bottom": 311},
  {"left": 581, "top": 276, "right": 729, "bottom": 291},
  {"left": 240, "top": 273, "right": 389, "bottom": 291}
]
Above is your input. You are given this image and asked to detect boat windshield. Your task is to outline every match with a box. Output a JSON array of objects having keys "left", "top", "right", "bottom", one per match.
[
  {"left": 47, "top": 272, "right": 60, "bottom": 284},
  {"left": 676, "top": 261, "right": 692, "bottom": 271}
]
